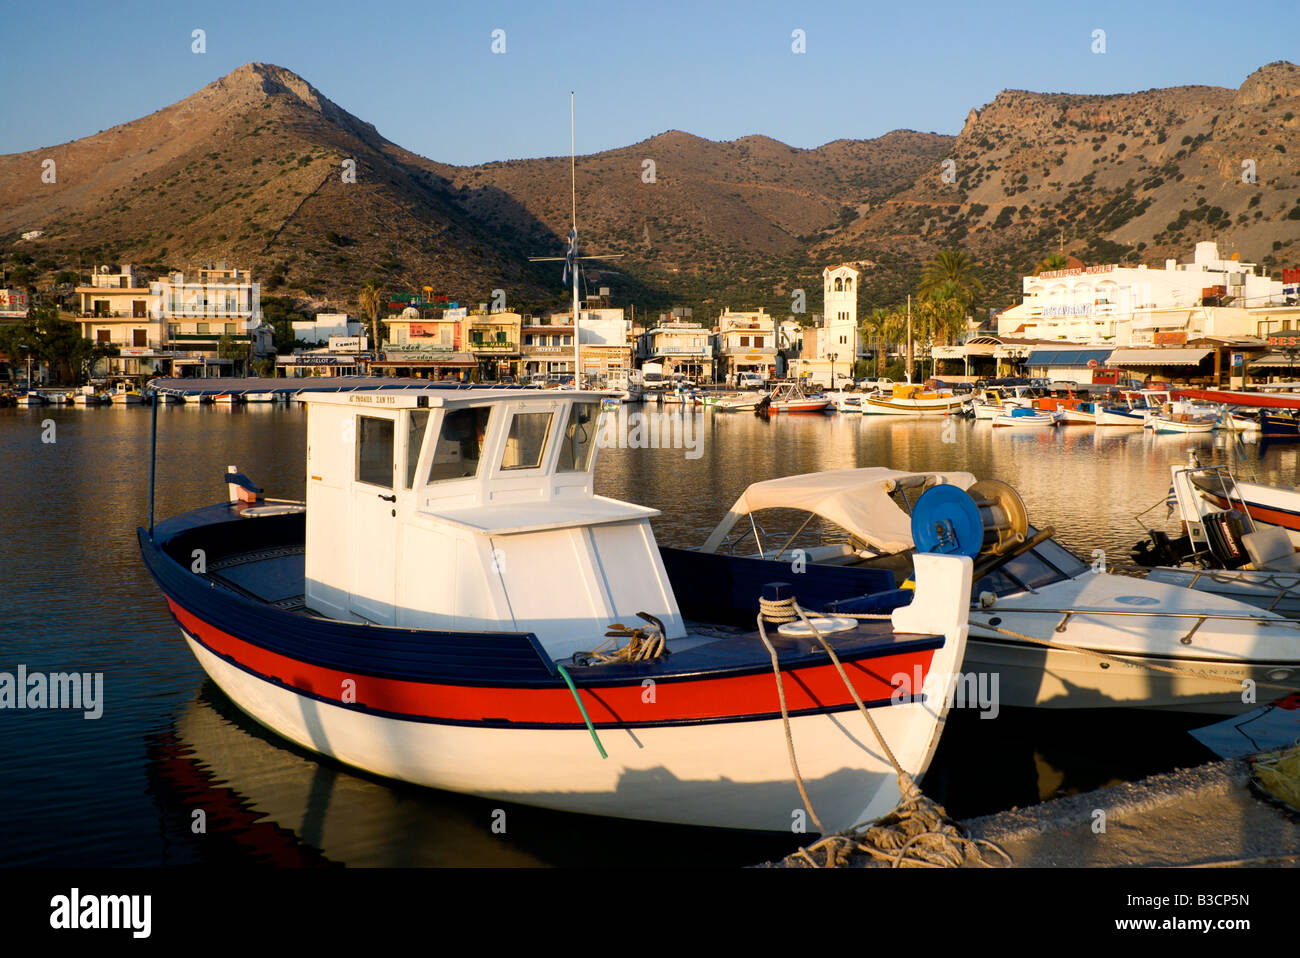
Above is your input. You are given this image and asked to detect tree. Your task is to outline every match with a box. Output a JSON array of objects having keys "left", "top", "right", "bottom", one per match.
[
  {"left": 358, "top": 281, "right": 384, "bottom": 354},
  {"left": 1033, "top": 252, "right": 1070, "bottom": 275},
  {"left": 217, "top": 334, "right": 247, "bottom": 376},
  {"left": 860, "top": 307, "right": 903, "bottom": 375},
  {"left": 0, "top": 306, "right": 117, "bottom": 384},
  {"left": 918, "top": 249, "right": 984, "bottom": 309}
]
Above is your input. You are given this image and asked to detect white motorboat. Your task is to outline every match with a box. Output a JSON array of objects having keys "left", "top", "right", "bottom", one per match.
[
  {"left": 714, "top": 391, "right": 765, "bottom": 412},
  {"left": 861, "top": 383, "right": 967, "bottom": 416},
  {"left": 1151, "top": 414, "right": 1216, "bottom": 434},
  {"left": 139, "top": 389, "right": 973, "bottom": 833},
  {"left": 991, "top": 407, "right": 1059, "bottom": 427},
  {"left": 684, "top": 467, "right": 1300, "bottom": 712}
]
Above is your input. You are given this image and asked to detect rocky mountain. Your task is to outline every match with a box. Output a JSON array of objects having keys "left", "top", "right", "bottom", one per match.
[{"left": 2, "top": 60, "right": 1296, "bottom": 321}]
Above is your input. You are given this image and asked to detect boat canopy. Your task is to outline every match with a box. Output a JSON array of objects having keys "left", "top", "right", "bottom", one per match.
[{"left": 699, "top": 467, "right": 976, "bottom": 555}]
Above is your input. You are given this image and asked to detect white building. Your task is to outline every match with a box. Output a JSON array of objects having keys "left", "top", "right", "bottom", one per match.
[
  {"left": 718, "top": 307, "right": 777, "bottom": 381},
  {"left": 821, "top": 264, "right": 861, "bottom": 360},
  {"left": 640, "top": 319, "right": 714, "bottom": 381},
  {"left": 293, "top": 313, "right": 360, "bottom": 344},
  {"left": 999, "top": 242, "right": 1296, "bottom": 346}
]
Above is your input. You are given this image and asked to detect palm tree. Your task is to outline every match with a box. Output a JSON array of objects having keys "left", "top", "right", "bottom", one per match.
[
  {"left": 918, "top": 249, "right": 984, "bottom": 309},
  {"left": 1033, "top": 252, "right": 1070, "bottom": 276},
  {"left": 358, "top": 281, "right": 383, "bottom": 354},
  {"left": 861, "top": 307, "right": 902, "bottom": 375}
]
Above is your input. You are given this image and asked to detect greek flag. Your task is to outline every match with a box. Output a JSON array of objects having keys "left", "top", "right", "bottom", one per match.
[
  {"left": 1165, "top": 484, "right": 1177, "bottom": 518},
  {"left": 561, "top": 228, "right": 577, "bottom": 287}
]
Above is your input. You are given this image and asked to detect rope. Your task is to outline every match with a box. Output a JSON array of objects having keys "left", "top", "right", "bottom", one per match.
[
  {"left": 755, "top": 604, "right": 826, "bottom": 835},
  {"left": 554, "top": 664, "right": 607, "bottom": 759},
  {"left": 759, "top": 594, "right": 1010, "bottom": 868}
]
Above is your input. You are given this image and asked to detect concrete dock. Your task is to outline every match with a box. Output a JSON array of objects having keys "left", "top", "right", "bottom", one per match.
[{"left": 769, "top": 757, "right": 1300, "bottom": 867}]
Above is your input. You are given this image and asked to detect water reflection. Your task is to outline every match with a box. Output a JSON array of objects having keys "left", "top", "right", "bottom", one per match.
[{"left": 0, "top": 405, "right": 1284, "bottom": 864}]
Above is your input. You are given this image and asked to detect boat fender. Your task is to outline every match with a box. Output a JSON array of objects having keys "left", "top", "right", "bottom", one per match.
[{"left": 978, "top": 591, "right": 996, "bottom": 609}]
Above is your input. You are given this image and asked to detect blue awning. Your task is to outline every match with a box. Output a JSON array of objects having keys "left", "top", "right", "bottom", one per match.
[{"left": 1024, "top": 348, "right": 1113, "bottom": 368}]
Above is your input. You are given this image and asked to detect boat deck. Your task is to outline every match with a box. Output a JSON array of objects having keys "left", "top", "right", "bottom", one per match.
[{"left": 185, "top": 526, "right": 941, "bottom": 683}]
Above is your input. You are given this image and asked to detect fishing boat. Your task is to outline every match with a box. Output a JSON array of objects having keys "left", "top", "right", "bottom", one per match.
[
  {"left": 756, "top": 381, "right": 830, "bottom": 415},
  {"left": 14, "top": 392, "right": 46, "bottom": 407},
  {"left": 674, "top": 467, "right": 1300, "bottom": 712},
  {"left": 861, "top": 382, "right": 966, "bottom": 416},
  {"left": 213, "top": 393, "right": 240, "bottom": 406},
  {"left": 1151, "top": 412, "right": 1216, "bottom": 434},
  {"left": 991, "top": 407, "right": 1059, "bottom": 428},
  {"left": 1094, "top": 404, "right": 1145, "bottom": 427},
  {"left": 243, "top": 392, "right": 276, "bottom": 404},
  {"left": 72, "top": 387, "right": 102, "bottom": 406},
  {"left": 138, "top": 388, "right": 973, "bottom": 833},
  {"left": 110, "top": 384, "right": 144, "bottom": 405}
]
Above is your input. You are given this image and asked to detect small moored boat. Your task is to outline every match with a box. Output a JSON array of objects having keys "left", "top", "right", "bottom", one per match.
[{"left": 139, "top": 388, "right": 972, "bottom": 833}]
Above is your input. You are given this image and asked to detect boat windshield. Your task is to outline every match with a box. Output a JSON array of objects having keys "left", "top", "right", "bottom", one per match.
[{"left": 973, "top": 534, "right": 1090, "bottom": 597}]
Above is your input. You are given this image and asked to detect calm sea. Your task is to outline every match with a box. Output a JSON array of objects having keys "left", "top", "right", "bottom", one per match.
[{"left": 0, "top": 403, "right": 1287, "bottom": 866}]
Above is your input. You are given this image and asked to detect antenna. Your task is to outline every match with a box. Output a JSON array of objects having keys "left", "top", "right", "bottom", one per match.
[{"left": 527, "top": 92, "right": 624, "bottom": 389}]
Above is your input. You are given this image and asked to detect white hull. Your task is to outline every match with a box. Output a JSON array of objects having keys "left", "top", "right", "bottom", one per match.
[
  {"left": 965, "top": 572, "right": 1300, "bottom": 711},
  {"left": 186, "top": 631, "right": 961, "bottom": 833},
  {"left": 1152, "top": 416, "right": 1215, "bottom": 434},
  {"left": 110, "top": 395, "right": 142, "bottom": 405},
  {"left": 991, "top": 411, "right": 1057, "bottom": 427},
  {"left": 1094, "top": 408, "right": 1144, "bottom": 427},
  {"left": 15, "top": 396, "right": 46, "bottom": 407},
  {"left": 861, "top": 397, "right": 966, "bottom": 416}
]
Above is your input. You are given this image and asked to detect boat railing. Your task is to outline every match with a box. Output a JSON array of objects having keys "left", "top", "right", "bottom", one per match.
[
  {"left": 972, "top": 604, "right": 1300, "bottom": 645},
  {"left": 1171, "top": 568, "right": 1300, "bottom": 613}
]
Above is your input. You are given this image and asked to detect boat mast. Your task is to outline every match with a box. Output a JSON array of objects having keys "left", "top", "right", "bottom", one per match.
[
  {"left": 906, "top": 295, "right": 913, "bottom": 384},
  {"left": 571, "top": 92, "right": 580, "bottom": 388}
]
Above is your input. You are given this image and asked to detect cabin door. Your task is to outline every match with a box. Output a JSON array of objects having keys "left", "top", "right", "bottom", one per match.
[{"left": 349, "top": 412, "right": 399, "bottom": 624}]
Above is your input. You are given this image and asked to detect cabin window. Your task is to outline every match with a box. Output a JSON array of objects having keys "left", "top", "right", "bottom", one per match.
[
  {"left": 405, "top": 410, "right": 429, "bottom": 488},
  {"left": 501, "top": 412, "right": 553, "bottom": 470},
  {"left": 428, "top": 406, "right": 492, "bottom": 482},
  {"left": 557, "top": 402, "right": 599, "bottom": 472},
  {"left": 356, "top": 416, "right": 395, "bottom": 488}
]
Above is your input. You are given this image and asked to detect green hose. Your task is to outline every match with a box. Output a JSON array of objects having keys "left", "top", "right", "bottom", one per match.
[{"left": 555, "top": 663, "right": 608, "bottom": 759}]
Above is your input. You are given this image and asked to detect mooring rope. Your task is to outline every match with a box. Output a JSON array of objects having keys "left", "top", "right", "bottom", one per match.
[{"left": 758, "top": 594, "right": 1010, "bottom": 868}]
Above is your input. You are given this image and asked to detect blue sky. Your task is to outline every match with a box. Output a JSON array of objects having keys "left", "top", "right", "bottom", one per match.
[{"left": 1, "top": 0, "right": 1294, "bottom": 166}]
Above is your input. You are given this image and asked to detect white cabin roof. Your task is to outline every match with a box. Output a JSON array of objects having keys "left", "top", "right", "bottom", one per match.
[
  {"left": 700, "top": 467, "right": 977, "bottom": 554},
  {"left": 299, "top": 388, "right": 609, "bottom": 409}
]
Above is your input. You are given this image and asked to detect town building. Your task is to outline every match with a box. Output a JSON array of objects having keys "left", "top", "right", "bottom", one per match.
[
  {"left": 717, "top": 307, "right": 777, "bottom": 383},
  {"left": 154, "top": 265, "right": 271, "bottom": 377},
  {"left": 371, "top": 306, "right": 475, "bottom": 379},
  {"left": 638, "top": 309, "right": 714, "bottom": 381},
  {"left": 75, "top": 265, "right": 176, "bottom": 380},
  {"left": 939, "top": 242, "right": 1300, "bottom": 386},
  {"left": 820, "top": 264, "right": 861, "bottom": 360},
  {"left": 292, "top": 313, "right": 361, "bottom": 345},
  {"left": 466, "top": 307, "right": 523, "bottom": 381}
]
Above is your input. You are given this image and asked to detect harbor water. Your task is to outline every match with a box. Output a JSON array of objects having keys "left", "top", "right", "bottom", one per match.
[{"left": 1, "top": 403, "right": 1292, "bottom": 866}]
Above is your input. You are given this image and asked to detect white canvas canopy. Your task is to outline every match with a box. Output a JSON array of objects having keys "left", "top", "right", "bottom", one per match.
[{"left": 699, "top": 467, "right": 977, "bottom": 555}]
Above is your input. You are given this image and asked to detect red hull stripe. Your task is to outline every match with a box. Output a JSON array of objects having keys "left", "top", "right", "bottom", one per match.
[
  {"left": 1207, "top": 495, "right": 1300, "bottom": 532},
  {"left": 168, "top": 599, "right": 938, "bottom": 727}
]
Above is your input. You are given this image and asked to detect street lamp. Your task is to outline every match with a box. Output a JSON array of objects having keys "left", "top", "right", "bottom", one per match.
[{"left": 829, "top": 351, "right": 838, "bottom": 391}]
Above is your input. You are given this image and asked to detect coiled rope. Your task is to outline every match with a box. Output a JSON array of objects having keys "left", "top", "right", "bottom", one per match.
[{"left": 757, "top": 594, "right": 1010, "bottom": 868}]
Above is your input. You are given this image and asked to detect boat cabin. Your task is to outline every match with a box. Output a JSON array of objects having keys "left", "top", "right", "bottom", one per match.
[{"left": 301, "top": 389, "right": 686, "bottom": 657}]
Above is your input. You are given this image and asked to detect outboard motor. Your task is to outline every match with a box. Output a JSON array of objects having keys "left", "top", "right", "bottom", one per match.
[{"left": 1202, "top": 508, "right": 1250, "bottom": 569}]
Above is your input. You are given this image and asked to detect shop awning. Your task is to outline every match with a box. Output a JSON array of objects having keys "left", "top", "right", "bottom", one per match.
[
  {"left": 1024, "top": 348, "right": 1113, "bottom": 367},
  {"left": 1107, "top": 348, "right": 1213, "bottom": 367},
  {"left": 1248, "top": 352, "right": 1300, "bottom": 368}
]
